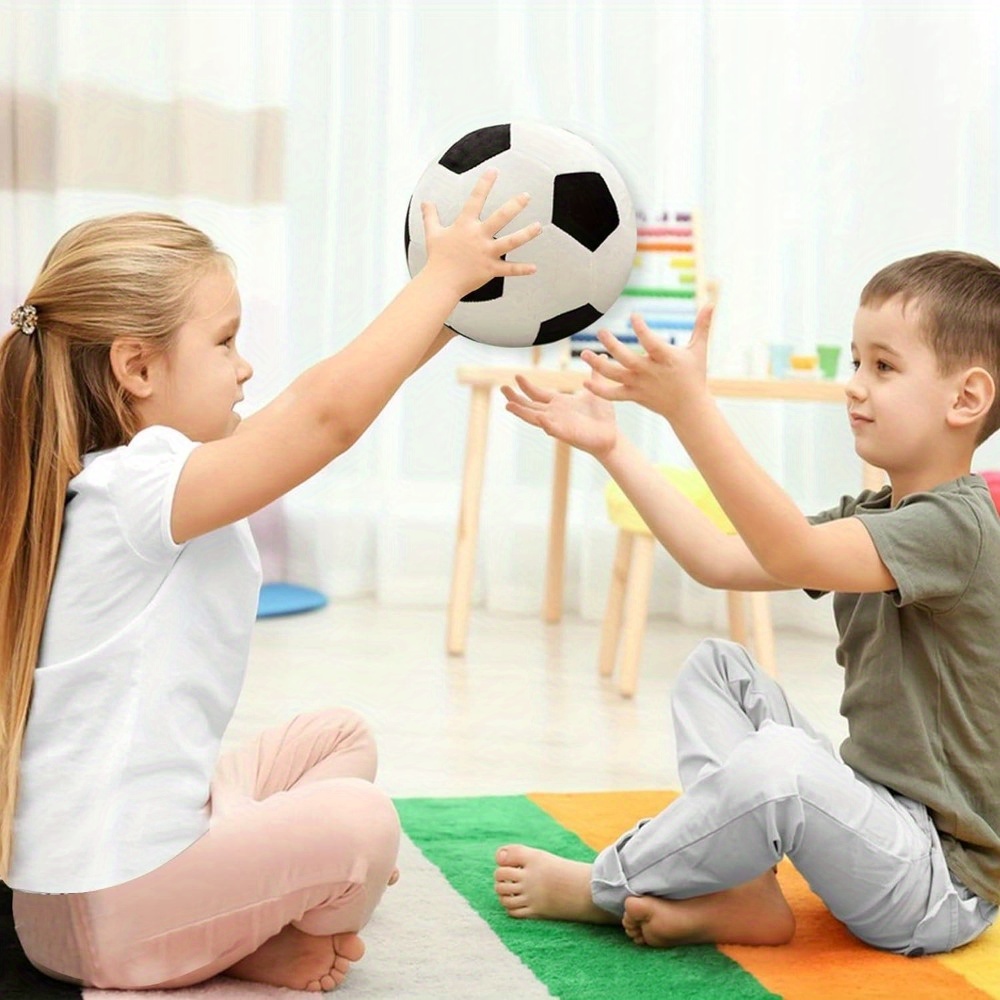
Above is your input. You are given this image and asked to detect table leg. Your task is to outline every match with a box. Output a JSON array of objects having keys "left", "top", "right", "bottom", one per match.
[
  {"left": 543, "top": 439, "right": 572, "bottom": 623},
  {"left": 446, "top": 385, "right": 491, "bottom": 655}
]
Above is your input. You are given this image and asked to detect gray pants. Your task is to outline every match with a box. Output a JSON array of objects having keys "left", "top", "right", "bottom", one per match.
[{"left": 591, "top": 639, "right": 997, "bottom": 955}]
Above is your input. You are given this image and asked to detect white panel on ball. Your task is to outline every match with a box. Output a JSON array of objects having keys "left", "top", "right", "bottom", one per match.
[{"left": 405, "top": 121, "right": 636, "bottom": 348}]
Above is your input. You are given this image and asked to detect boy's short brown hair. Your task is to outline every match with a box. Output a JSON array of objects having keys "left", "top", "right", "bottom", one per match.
[{"left": 860, "top": 251, "right": 1000, "bottom": 443}]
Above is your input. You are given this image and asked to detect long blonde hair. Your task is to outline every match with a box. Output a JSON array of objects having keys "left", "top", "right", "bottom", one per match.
[{"left": 0, "top": 213, "right": 226, "bottom": 877}]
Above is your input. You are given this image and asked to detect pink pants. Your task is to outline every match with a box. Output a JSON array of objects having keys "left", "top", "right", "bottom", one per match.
[{"left": 13, "top": 708, "right": 401, "bottom": 990}]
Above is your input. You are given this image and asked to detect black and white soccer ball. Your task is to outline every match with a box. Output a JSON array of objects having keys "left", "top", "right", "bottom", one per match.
[{"left": 404, "top": 121, "right": 636, "bottom": 348}]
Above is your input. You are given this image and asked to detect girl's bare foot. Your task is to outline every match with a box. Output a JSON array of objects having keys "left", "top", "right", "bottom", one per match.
[
  {"left": 226, "top": 924, "right": 365, "bottom": 992},
  {"left": 622, "top": 870, "right": 795, "bottom": 947},
  {"left": 494, "top": 845, "right": 618, "bottom": 924}
]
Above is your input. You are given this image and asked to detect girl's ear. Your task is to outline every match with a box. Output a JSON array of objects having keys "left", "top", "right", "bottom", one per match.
[
  {"left": 949, "top": 366, "right": 995, "bottom": 431},
  {"left": 109, "top": 338, "right": 155, "bottom": 399}
]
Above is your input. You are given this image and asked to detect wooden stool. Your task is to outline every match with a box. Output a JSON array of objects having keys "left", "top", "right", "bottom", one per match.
[{"left": 599, "top": 467, "right": 776, "bottom": 697}]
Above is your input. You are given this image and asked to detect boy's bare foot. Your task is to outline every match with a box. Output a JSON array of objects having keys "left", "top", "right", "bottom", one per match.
[
  {"left": 622, "top": 870, "right": 795, "bottom": 947},
  {"left": 494, "top": 845, "right": 618, "bottom": 924},
  {"left": 226, "top": 924, "right": 365, "bottom": 992}
]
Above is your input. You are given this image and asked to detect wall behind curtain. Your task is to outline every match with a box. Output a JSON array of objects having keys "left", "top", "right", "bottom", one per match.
[{"left": 5, "top": 1, "right": 1000, "bottom": 641}]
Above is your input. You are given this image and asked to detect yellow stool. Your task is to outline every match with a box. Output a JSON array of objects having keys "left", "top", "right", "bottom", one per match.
[{"left": 600, "top": 467, "right": 776, "bottom": 697}]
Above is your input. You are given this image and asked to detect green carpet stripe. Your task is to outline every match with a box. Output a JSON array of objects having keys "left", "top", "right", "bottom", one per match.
[{"left": 396, "top": 795, "right": 778, "bottom": 1000}]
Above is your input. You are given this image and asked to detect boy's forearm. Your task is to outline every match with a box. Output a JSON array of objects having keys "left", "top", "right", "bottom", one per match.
[
  {"left": 600, "top": 434, "right": 751, "bottom": 587},
  {"left": 666, "top": 392, "right": 815, "bottom": 582}
]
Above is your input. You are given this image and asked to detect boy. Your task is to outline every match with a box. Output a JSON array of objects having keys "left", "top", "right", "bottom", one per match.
[{"left": 494, "top": 251, "right": 1000, "bottom": 956}]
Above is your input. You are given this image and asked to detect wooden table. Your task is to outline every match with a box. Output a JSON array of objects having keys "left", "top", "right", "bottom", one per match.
[{"left": 446, "top": 365, "right": 883, "bottom": 656}]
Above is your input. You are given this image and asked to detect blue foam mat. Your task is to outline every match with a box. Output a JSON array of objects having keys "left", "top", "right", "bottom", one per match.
[{"left": 256, "top": 582, "right": 328, "bottom": 618}]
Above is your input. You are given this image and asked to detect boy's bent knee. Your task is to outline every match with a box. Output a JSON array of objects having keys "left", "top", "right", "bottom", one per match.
[{"left": 675, "top": 638, "right": 755, "bottom": 694}]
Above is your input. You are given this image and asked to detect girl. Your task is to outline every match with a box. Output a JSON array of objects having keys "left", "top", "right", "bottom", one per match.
[{"left": 0, "top": 171, "right": 539, "bottom": 992}]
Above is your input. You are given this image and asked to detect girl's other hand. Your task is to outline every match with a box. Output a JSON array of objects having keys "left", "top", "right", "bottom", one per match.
[{"left": 422, "top": 169, "right": 541, "bottom": 299}]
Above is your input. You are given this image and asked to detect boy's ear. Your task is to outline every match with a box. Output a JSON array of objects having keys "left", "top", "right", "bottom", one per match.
[
  {"left": 109, "top": 338, "right": 155, "bottom": 399},
  {"left": 948, "top": 366, "right": 995, "bottom": 431}
]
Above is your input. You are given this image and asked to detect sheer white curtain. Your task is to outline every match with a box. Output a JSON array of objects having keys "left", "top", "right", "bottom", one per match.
[
  {"left": 7, "top": 1, "right": 1000, "bottom": 637},
  {"left": 2, "top": 0, "right": 293, "bottom": 574},
  {"left": 1, "top": 0, "right": 290, "bottom": 434},
  {"left": 282, "top": 0, "right": 712, "bottom": 624},
  {"left": 282, "top": 1, "right": 1000, "bottom": 639}
]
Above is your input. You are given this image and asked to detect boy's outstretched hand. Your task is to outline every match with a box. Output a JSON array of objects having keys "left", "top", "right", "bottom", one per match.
[
  {"left": 422, "top": 169, "right": 542, "bottom": 300},
  {"left": 581, "top": 304, "right": 715, "bottom": 421},
  {"left": 501, "top": 373, "right": 619, "bottom": 459}
]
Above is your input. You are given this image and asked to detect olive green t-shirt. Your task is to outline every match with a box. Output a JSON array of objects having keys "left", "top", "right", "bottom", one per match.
[{"left": 808, "top": 475, "right": 1000, "bottom": 904}]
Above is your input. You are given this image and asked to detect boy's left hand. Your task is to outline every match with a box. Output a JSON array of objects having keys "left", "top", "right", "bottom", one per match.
[{"left": 581, "top": 304, "right": 714, "bottom": 421}]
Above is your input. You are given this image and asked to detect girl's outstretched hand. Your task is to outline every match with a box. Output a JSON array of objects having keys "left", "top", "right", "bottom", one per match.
[
  {"left": 501, "top": 373, "right": 619, "bottom": 459},
  {"left": 581, "top": 304, "right": 715, "bottom": 420},
  {"left": 423, "top": 169, "right": 541, "bottom": 298}
]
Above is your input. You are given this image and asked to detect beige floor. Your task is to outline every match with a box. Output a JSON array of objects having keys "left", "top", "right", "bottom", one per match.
[{"left": 229, "top": 598, "right": 850, "bottom": 795}]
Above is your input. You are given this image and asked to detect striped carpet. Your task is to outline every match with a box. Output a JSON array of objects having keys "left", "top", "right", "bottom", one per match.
[{"left": 2, "top": 790, "right": 997, "bottom": 998}]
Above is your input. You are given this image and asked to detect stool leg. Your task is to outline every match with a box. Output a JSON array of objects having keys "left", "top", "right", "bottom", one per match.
[
  {"left": 726, "top": 591, "right": 748, "bottom": 646},
  {"left": 543, "top": 440, "right": 572, "bottom": 624},
  {"left": 599, "top": 531, "right": 633, "bottom": 678},
  {"left": 618, "top": 534, "right": 655, "bottom": 698},
  {"left": 447, "top": 385, "right": 490, "bottom": 656},
  {"left": 749, "top": 591, "right": 777, "bottom": 676}
]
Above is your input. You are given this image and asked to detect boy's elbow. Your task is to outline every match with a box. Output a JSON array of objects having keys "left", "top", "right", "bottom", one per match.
[
  {"left": 689, "top": 564, "right": 728, "bottom": 589},
  {"left": 757, "top": 546, "right": 815, "bottom": 589}
]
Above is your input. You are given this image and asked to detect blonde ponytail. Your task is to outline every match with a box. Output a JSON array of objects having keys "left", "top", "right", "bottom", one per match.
[{"left": 0, "top": 213, "right": 226, "bottom": 877}]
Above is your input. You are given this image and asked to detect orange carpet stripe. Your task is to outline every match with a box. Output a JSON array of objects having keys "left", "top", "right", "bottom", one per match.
[
  {"left": 530, "top": 790, "right": 998, "bottom": 1000},
  {"left": 938, "top": 924, "right": 1000, "bottom": 998}
]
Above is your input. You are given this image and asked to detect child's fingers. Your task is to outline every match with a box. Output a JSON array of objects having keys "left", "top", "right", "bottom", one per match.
[
  {"left": 583, "top": 373, "right": 627, "bottom": 402},
  {"left": 481, "top": 191, "right": 533, "bottom": 235},
  {"left": 504, "top": 399, "right": 545, "bottom": 428},
  {"left": 629, "top": 313, "right": 667, "bottom": 360},
  {"left": 514, "top": 374, "right": 557, "bottom": 403},
  {"left": 496, "top": 259, "right": 537, "bottom": 278},
  {"left": 690, "top": 303, "right": 715, "bottom": 349},
  {"left": 459, "top": 168, "right": 500, "bottom": 219},
  {"left": 499, "top": 384, "right": 530, "bottom": 407},
  {"left": 494, "top": 221, "right": 542, "bottom": 256},
  {"left": 581, "top": 348, "right": 630, "bottom": 389},
  {"left": 421, "top": 201, "right": 442, "bottom": 238},
  {"left": 595, "top": 328, "right": 639, "bottom": 369}
]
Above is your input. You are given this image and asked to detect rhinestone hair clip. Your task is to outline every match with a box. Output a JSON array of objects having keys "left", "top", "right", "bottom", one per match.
[{"left": 11, "top": 304, "right": 39, "bottom": 336}]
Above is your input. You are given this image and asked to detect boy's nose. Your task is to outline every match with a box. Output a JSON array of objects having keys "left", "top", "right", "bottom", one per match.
[{"left": 843, "top": 369, "right": 865, "bottom": 401}]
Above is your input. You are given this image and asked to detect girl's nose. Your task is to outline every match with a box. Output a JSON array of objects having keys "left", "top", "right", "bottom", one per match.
[{"left": 237, "top": 353, "right": 254, "bottom": 384}]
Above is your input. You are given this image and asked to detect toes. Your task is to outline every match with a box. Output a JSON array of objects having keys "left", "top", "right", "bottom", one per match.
[
  {"left": 498, "top": 891, "right": 533, "bottom": 914},
  {"left": 333, "top": 932, "right": 366, "bottom": 963},
  {"left": 494, "top": 865, "right": 523, "bottom": 882},
  {"left": 495, "top": 844, "right": 530, "bottom": 867}
]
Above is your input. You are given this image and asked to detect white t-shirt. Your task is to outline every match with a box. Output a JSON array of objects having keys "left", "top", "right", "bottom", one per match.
[{"left": 7, "top": 426, "right": 262, "bottom": 893}]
